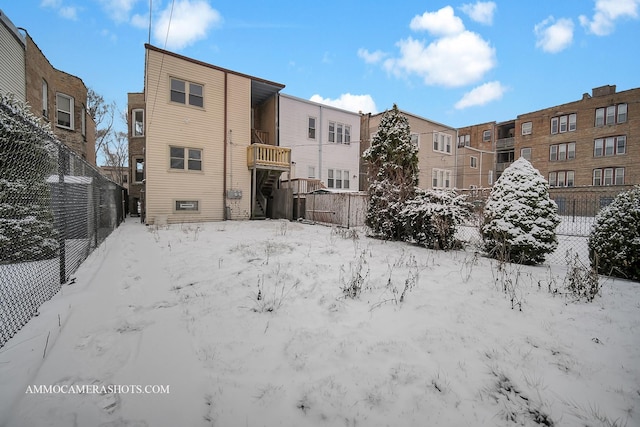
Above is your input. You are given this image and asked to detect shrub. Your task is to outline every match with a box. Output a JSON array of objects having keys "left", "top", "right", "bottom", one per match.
[
  {"left": 400, "top": 189, "right": 472, "bottom": 249},
  {"left": 482, "top": 158, "right": 560, "bottom": 265},
  {"left": 588, "top": 185, "right": 640, "bottom": 281}
]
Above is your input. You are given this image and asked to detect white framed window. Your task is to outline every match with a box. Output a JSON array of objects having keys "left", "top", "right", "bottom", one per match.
[
  {"left": 433, "top": 132, "right": 452, "bottom": 154},
  {"left": 170, "top": 147, "right": 202, "bottom": 171},
  {"left": 597, "top": 104, "right": 627, "bottom": 126},
  {"left": 520, "top": 147, "right": 532, "bottom": 160},
  {"left": 594, "top": 136, "right": 626, "bottom": 157},
  {"left": 56, "top": 93, "right": 74, "bottom": 129},
  {"left": 174, "top": 200, "right": 199, "bottom": 212},
  {"left": 328, "top": 121, "right": 335, "bottom": 142},
  {"left": 337, "top": 123, "right": 343, "bottom": 143},
  {"left": 431, "top": 168, "right": 452, "bottom": 188},
  {"left": 344, "top": 125, "right": 351, "bottom": 143},
  {"left": 170, "top": 78, "right": 203, "bottom": 107},
  {"left": 549, "top": 170, "right": 574, "bottom": 187},
  {"left": 617, "top": 103, "right": 627, "bottom": 123},
  {"left": 133, "top": 109, "right": 144, "bottom": 136},
  {"left": 551, "top": 113, "right": 576, "bottom": 134},
  {"left": 593, "top": 167, "right": 624, "bottom": 186},
  {"left": 308, "top": 117, "right": 316, "bottom": 139},
  {"left": 470, "top": 156, "right": 478, "bottom": 168},
  {"left": 550, "top": 142, "right": 575, "bottom": 161},
  {"left": 308, "top": 166, "right": 315, "bottom": 179},
  {"left": 521, "top": 122, "right": 532, "bottom": 135},
  {"left": 482, "top": 130, "right": 491, "bottom": 142},
  {"left": 327, "top": 169, "right": 350, "bottom": 189},
  {"left": 42, "top": 80, "right": 48, "bottom": 118}
]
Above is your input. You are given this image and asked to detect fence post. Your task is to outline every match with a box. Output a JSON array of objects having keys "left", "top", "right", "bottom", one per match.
[{"left": 57, "top": 146, "right": 67, "bottom": 284}]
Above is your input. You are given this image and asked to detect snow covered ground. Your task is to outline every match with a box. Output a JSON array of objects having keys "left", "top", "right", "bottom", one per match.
[{"left": 1, "top": 219, "right": 638, "bottom": 426}]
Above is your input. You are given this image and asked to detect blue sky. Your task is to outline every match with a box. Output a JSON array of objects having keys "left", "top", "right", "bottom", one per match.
[{"left": 3, "top": 0, "right": 640, "bottom": 135}]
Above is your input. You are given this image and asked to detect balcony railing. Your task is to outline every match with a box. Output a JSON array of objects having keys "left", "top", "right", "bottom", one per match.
[
  {"left": 496, "top": 137, "right": 515, "bottom": 150},
  {"left": 247, "top": 143, "right": 291, "bottom": 170},
  {"left": 281, "top": 178, "right": 326, "bottom": 195}
]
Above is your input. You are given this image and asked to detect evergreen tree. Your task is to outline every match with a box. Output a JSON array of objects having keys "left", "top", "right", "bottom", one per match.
[
  {"left": 482, "top": 157, "right": 559, "bottom": 265},
  {"left": 0, "top": 92, "right": 58, "bottom": 262},
  {"left": 362, "top": 104, "right": 418, "bottom": 240},
  {"left": 588, "top": 185, "right": 640, "bottom": 281}
]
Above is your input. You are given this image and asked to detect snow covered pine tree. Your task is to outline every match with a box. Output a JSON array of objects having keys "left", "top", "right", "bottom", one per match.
[
  {"left": 482, "top": 157, "right": 560, "bottom": 265},
  {"left": 588, "top": 185, "right": 640, "bottom": 281},
  {"left": 0, "top": 93, "right": 58, "bottom": 263},
  {"left": 362, "top": 104, "right": 418, "bottom": 240}
]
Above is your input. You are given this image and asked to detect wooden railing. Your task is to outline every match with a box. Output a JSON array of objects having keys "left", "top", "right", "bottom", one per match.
[
  {"left": 247, "top": 143, "right": 291, "bottom": 169},
  {"left": 281, "top": 178, "right": 326, "bottom": 194},
  {"left": 252, "top": 129, "right": 269, "bottom": 144}
]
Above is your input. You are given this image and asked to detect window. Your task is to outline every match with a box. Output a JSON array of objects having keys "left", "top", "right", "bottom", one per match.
[
  {"left": 617, "top": 103, "right": 627, "bottom": 123},
  {"left": 521, "top": 122, "right": 532, "bottom": 135},
  {"left": 327, "top": 169, "right": 350, "bottom": 189},
  {"left": 308, "top": 166, "right": 315, "bottom": 179},
  {"left": 432, "top": 169, "right": 452, "bottom": 188},
  {"left": 483, "top": 130, "right": 491, "bottom": 142},
  {"left": 457, "top": 134, "right": 470, "bottom": 148},
  {"left": 550, "top": 142, "right": 575, "bottom": 161},
  {"left": 593, "top": 168, "right": 624, "bottom": 186},
  {"left": 56, "top": 93, "right": 74, "bottom": 129},
  {"left": 606, "top": 106, "right": 615, "bottom": 125},
  {"left": 170, "top": 147, "right": 202, "bottom": 171},
  {"left": 551, "top": 113, "right": 576, "bottom": 134},
  {"left": 123, "top": 175, "right": 128, "bottom": 183},
  {"left": 42, "top": 80, "right": 48, "bottom": 118},
  {"left": 135, "top": 158, "right": 144, "bottom": 182},
  {"left": 308, "top": 117, "right": 316, "bottom": 139},
  {"left": 337, "top": 123, "right": 343, "bottom": 143},
  {"left": 521, "top": 147, "right": 531, "bottom": 160},
  {"left": 549, "top": 170, "right": 575, "bottom": 187},
  {"left": 411, "top": 133, "right": 420, "bottom": 148},
  {"left": 470, "top": 156, "right": 478, "bottom": 168},
  {"left": 133, "top": 109, "right": 144, "bottom": 136},
  {"left": 170, "top": 78, "right": 203, "bottom": 107},
  {"left": 594, "top": 136, "right": 626, "bottom": 157},
  {"left": 345, "top": 125, "right": 351, "bottom": 143},
  {"left": 433, "top": 132, "right": 452, "bottom": 154},
  {"left": 328, "top": 122, "right": 335, "bottom": 142},
  {"left": 488, "top": 170, "right": 493, "bottom": 185},
  {"left": 328, "top": 122, "right": 350, "bottom": 143},
  {"left": 596, "top": 104, "right": 627, "bottom": 126},
  {"left": 175, "top": 200, "right": 199, "bottom": 211}
]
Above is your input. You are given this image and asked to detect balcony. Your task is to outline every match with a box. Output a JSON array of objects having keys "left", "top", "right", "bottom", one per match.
[
  {"left": 247, "top": 143, "right": 291, "bottom": 171},
  {"left": 496, "top": 137, "right": 515, "bottom": 150}
]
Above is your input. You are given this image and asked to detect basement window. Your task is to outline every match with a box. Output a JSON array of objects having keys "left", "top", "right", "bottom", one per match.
[{"left": 175, "top": 200, "right": 199, "bottom": 211}]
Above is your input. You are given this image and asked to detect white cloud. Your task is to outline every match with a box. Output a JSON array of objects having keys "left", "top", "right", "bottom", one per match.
[
  {"left": 579, "top": 0, "right": 640, "bottom": 35},
  {"left": 409, "top": 6, "right": 465, "bottom": 36},
  {"left": 99, "top": 0, "right": 141, "bottom": 23},
  {"left": 357, "top": 48, "right": 387, "bottom": 64},
  {"left": 384, "top": 32, "right": 495, "bottom": 87},
  {"left": 460, "top": 1, "right": 497, "bottom": 25},
  {"left": 454, "top": 81, "right": 506, "bottom": 109},
  {"left": 59, "top": 6, "right": 78, "bottom": 20},
  {"left": 309, "top": 93, "right": 377, "bottom": 114},
  {"left": 153, "top": 0, "right": 223, "bottom": 50},
  {"left": 534, "top": 17, "right": 574, "bottom": 53},
  {"left": 130, "top": 13, "right": 148, "bottom": 29}
]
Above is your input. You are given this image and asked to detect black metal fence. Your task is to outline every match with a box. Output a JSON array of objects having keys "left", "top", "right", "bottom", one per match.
[{"left": 0, "top": 94, "right": 125, "bottom": 348}]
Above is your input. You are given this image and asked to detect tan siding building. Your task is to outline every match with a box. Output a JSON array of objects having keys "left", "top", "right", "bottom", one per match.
[{"left": 140, "top": 44, "right": 287, "bottom": 224}]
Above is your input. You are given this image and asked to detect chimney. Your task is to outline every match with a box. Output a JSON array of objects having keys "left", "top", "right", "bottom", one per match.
[{"left": 592, "top": 85, "right": 616, "bottom": 97}]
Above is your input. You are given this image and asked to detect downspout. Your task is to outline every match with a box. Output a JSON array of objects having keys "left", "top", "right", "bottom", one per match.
[
  {"left": 223, "top": 72, "right": 228, "bottom": 219},
  {"left": 318, "top": 106, "right": 323, "bottom": 181}
]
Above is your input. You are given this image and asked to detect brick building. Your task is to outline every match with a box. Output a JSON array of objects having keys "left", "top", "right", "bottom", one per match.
[
  {"left": 127, "top": 92, "right": 145, "bottom": 217},
  {"left": 0, "top": 9, "right": 96, "bottom": 164},
  {"left": 516, "top": 85, "right": 638, "bottom": 188},
  {"left": 456, "top": 121, "right": 496, "bottom": 189}
]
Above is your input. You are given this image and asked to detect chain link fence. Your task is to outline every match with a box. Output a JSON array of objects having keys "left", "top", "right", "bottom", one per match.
[
  {"left": 456, "top": 186, "right": 635, "bottom": 266},
  {"left": 0, "top": 94, "right": 125, "bottom": 348}
]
